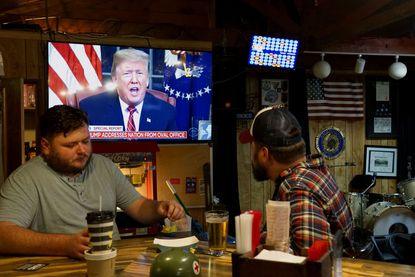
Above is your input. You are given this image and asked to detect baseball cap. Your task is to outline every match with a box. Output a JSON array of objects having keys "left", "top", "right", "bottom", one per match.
[{"left": 239, "top": 105, "right": 303, "bottom": 147}]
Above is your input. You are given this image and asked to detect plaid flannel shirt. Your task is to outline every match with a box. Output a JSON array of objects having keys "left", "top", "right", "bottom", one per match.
[{"left": 275, "top": 154, "right": 353, "bottom": 255}]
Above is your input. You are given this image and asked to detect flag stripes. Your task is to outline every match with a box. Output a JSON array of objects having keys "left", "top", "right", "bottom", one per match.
[
  {"left": 307, "top": 78, "right": 364, "bottom": 119},
  {"left": 48, "top": 42, "right": 102, "bottom": 106}
]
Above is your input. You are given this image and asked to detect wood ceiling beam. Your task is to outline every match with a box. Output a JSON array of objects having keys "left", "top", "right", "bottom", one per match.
[
  {"left": 308, "top": 37, "right": 415, "bottom": 55},
  {"left": 308, "top": 0, "right": 393, "bottom": 39},
  {"left": 1, "top": 0, "right": 211, "bottom": 28},
  {"left": 319, "top": 1, "right": 415, "bottom": 44},
  {"left": 243, "top": 0, "right": 300, "bottom": 34}
]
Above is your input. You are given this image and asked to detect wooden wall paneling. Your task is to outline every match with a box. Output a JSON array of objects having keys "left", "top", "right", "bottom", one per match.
[
  {"left": 331, "top": 119, "right": 347, "bottom": 191},
  {"left": 2, "top": 78, "right": 24, "bottom": 178},
  {"left": 237, "top": 142, "right": 252, "bottom": 212},
  {"left": 24, "top": 40, "right": 42, "bottom": 79},
  {"left": 0, "top": 39, "right": 26, "bottom": 77},
  {"left": 308, "top": 119, "right": 386, "bottom": 194},
  {"left": 351, "top": 120, "right": 365, "bottom": 178}
]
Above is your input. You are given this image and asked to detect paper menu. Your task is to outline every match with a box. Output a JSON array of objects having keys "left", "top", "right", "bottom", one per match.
[{"left": 266, "top": 200, "right": 290, "bottom": 252}]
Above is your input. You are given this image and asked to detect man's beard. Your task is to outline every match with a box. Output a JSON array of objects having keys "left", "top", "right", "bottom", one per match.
[
  {"left": 251, "top": 158, "right": 268, "bottom": 181},
  {"left": 43, "top": 152, "right": 91, "bottom": 176}
]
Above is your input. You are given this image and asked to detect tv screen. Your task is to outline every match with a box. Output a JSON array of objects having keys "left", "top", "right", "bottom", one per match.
[
  {"left": 48, "top": 42, "right": 212, "bottom": 142},
  {"left": 248, "top": 35, "right": 299, "bottom": 69}
]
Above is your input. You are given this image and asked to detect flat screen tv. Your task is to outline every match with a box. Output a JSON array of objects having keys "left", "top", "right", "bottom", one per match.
[
  {"left": 47, "top": 41, "right": 212, "bottom": 142},
  {"left": 248, "top": 35, "right": 299, "bottom": 69}
]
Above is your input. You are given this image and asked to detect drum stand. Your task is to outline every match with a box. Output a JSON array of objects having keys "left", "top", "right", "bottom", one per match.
[{"left": 349, "top": 174, "right": 377, "bottom": 259}]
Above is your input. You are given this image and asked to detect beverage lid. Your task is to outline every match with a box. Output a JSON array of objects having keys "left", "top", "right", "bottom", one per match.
[
  {"left": 86, "top": 211, "right": 114, "bottom": 223},
  {"left": 84, "top": 248, "right": 117, "bottom": 261}
]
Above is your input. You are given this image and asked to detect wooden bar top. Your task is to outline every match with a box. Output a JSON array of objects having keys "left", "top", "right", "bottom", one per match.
[{"left": 0, "top": 236, "right": 414, "bottom": 276}]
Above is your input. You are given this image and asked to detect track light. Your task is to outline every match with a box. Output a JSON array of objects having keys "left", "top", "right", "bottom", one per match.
[
  {"left": 312, "top": 53, "right": 331, "bottom": 79},
  {"left": 355, "top": 54, "right": 366, "bottom": 74},
  {"left": 388, "top": 55, "right": 407, "bottom": 80},
  {"left": 305, "top": 51, "right": 414, "bottom": 79}
]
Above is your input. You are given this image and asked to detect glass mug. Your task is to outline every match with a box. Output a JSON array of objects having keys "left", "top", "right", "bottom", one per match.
[{"left": 205, "top": 210, "right": 229, "bottom": 256}]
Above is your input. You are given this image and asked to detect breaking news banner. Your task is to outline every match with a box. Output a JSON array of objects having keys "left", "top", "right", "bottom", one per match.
[{"left": 90, "top": 131, "right": 187, "bottom": 140}]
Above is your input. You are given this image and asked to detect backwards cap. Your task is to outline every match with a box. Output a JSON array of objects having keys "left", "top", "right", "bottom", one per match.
[{"left": 239, "top": 105, "right": 303, "bottom": 147}]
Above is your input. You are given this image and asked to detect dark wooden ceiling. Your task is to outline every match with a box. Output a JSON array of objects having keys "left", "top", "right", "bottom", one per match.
[{"left": 1, "top": 0, "right": 415, "bottom": 54}]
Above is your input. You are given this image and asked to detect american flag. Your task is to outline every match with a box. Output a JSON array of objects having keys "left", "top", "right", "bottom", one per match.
[
  {"left": 307, "top": 78, "right": 364, "bottom": 119},
  {"left": 48, "top": 42, "right": 103, "bottom": 107},
  {"left": 163, "top": 51, "right": 212, "bottom": 140}
]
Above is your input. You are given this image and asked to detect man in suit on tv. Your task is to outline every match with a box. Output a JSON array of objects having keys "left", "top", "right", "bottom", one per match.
[{"left": 79, "top": 48, "right": 177, "bottom": 131}]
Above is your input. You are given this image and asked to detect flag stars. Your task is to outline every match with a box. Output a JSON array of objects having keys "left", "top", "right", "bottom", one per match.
[
  {"left": 203, "top": 86, "right": 211, "bottom": 94},
  {"left": 164, "top": 83, "right": 170, "bottom": 92},
  {"left": 167, "top": 85, "right": 211, "bottom": 102},
  {"left": 169, "top": 88, "right": 175, "bottom": 96}
]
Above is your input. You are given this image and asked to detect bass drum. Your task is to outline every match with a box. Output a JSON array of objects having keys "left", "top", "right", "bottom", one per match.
[
  {"left": 397, "top": 178, "right": 415, "bottom": 207},
  {"left": 363, "top": 202, "right": 415, "bottom": 236}
]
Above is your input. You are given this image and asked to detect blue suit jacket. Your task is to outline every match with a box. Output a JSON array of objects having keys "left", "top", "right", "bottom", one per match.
[{"left": 79, "top": 91, "right": 177, "bottom": 131}]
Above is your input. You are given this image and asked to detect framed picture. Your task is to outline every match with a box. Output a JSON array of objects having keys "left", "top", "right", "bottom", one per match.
[
  {"left": 260, "top": 79, "right": 289, "bottom": 106},
  {"left": 364, "top": 145, "right": 398, "bottom": 178},
  {"left": 365, "top": 77, "right": 398, "bottom": 138},
  {"left": 23, "top": 80, "right": 37, "bottom": 109}
]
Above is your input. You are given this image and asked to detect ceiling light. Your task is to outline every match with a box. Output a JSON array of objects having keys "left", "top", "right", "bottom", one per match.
[
  {"left": 388, "top": 55, "right": 407, "bottom": 80},
  {"left": 355, "top": 54, "right": 366, "bottom": 74},
  {"left": 312, "top": 53, "right": 331, "bottom": 79}
]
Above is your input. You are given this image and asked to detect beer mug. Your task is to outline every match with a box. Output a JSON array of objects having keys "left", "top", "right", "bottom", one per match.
[{"left": 205, "top": 210, "right": 229, "bottom": 256}]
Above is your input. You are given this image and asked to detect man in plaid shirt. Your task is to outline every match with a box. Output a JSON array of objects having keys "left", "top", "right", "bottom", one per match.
[{"left": 240, "top": 105, "right": 353, "bottom": 256}]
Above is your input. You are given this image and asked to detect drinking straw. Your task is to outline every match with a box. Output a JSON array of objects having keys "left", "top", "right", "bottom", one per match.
[
  {"left": 165, "top": 180, "right": 191, "bottom": 217},
  {"left": 99, "top": 195, "right": 102, "bottom": 212}
]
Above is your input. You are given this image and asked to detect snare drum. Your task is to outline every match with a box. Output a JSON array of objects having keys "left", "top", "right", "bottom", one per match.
[
  {"left": 363, "top": 202, "right": 415, "bottom": 236},
  {"left": 398, "top": 179, "right": 415, "bottom": 207},
  {"left": 345, "top": 192, "right": 368, "bottom": 228},
  {"left": 383, "top": 193, "right": 404, "bottom": 205}
]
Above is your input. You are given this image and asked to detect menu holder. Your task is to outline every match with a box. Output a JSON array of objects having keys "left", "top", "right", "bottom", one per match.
[{"left": 231, "top": 249, "right": 332, "bottom": 277}]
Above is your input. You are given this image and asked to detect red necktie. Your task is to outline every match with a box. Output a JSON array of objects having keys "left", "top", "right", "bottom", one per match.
[{"left": 127, "top": 106, "right": 136, "bottom": 131}]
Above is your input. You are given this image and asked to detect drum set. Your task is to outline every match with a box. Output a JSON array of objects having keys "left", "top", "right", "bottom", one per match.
[{"left": 345, "top": 177, "right": 415, "bottom": 258}]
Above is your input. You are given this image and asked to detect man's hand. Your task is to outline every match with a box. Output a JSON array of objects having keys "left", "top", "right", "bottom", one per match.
[
  {"left": 157, "top": 200, "right": 185, "bottom": 221},
  {"left": 63, "top": 228, "right": 90, "bottom": 259},
  {"left": 0, "top": 222, "right": 90, "bottom": 258}
]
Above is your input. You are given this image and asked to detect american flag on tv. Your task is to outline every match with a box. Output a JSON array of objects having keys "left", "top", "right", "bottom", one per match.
[
  {"left": 307, "top": 78, "right": 364, "bottom": 119},
  {"left": 48, "top": 42, "right": 103, "bottom": 106},
  {"left": 163, "top": 51, "right": 212, "bottom": 140}
]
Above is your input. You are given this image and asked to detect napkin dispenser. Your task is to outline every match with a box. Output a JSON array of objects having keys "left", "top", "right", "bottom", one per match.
[{"left": 231, "top": 250, "right": 332, "bottom": 277}]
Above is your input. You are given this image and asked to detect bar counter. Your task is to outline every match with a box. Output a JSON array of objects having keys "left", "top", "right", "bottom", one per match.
[{"left": 1, "top": 236, "right": 414, "bottom": 276}]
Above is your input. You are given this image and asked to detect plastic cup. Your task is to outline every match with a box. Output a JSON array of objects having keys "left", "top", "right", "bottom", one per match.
[
  {"left": 86, "top": 211, "right": 114, "bottom": 254},
  {"left": 84, "top": 248, "right": 117, "bottom": 277}
]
